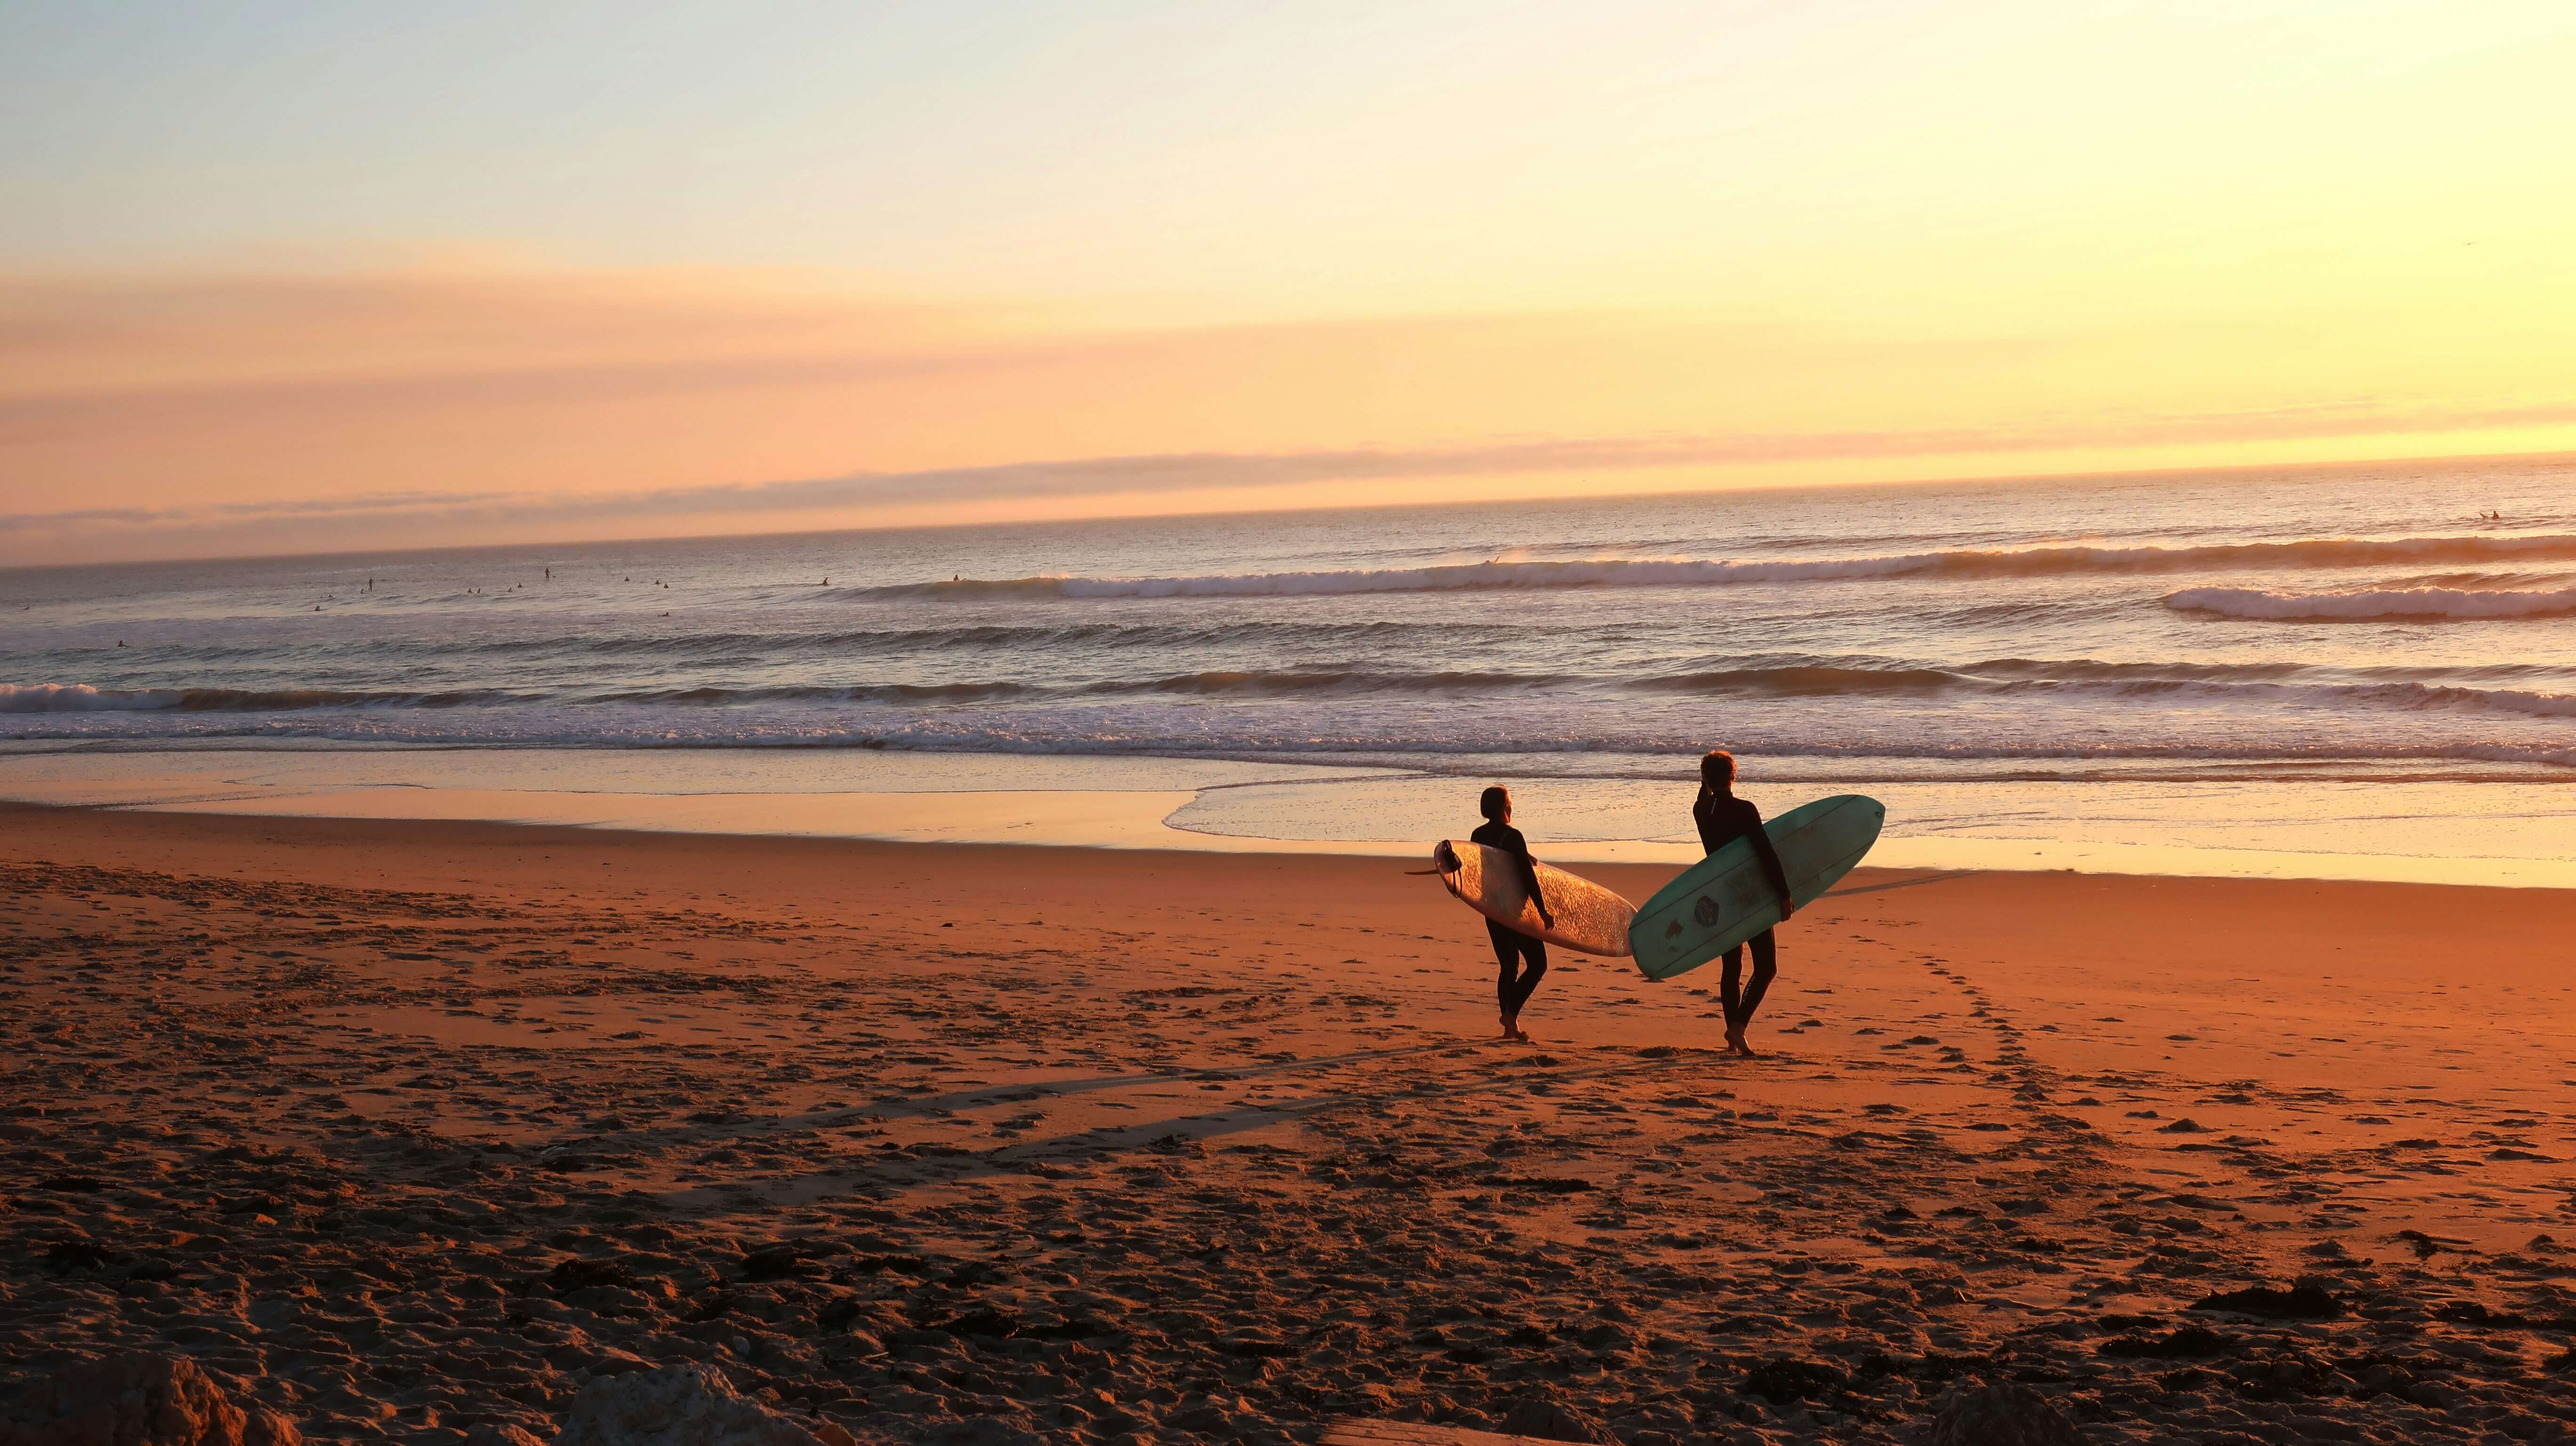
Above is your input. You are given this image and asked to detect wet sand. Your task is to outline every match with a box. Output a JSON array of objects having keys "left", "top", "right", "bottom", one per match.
[{"left": 8, "top": 803, "right": 2576, "bottom": 1444}]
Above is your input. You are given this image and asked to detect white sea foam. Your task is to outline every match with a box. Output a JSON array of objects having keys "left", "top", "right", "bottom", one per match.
[
  {"left": 873, "top": 534, "right": 2576, "bottom": 598},
  {"left": 10, "top": 664, "right": 2570, "bottom": 717},
  {"left": 8, "top": 683, "right": 2575, "bottom": 762},
  {"left": 2166, "top": 584, "right": 2576, "bottom": 622}
]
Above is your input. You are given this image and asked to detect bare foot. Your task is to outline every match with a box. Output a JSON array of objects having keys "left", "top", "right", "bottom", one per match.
[
  {"left": 1499, "top": 1012, "right": 1516, "bottom": 1039},
  {"left": 1725, "top": 1027, "right": 1758, "bottom": 1058},
  {"left": 1510, "top": 1025, "right": 1532, "bottom": 1043}
]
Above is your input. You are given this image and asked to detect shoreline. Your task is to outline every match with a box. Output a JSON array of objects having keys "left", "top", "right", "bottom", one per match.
[
  {"left": 5, "top": 744, "right": 2573, "bottom": 890},
  {"left": 12, "top": 791, "right": 2576, "bottom": 893}
]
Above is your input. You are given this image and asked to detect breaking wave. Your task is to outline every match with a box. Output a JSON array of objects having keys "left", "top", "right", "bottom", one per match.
[
  {"left": 11, "top": 662, "right": 2573, "bottom": 722},
  {"left": 869, "top": 534, "right": 2576, "bottom": 599},
  {"left": 0, "top": 671, "right": 1570, "bottom": 714},
  {"left": 0, "top": 683, "right": 523, "bottom": 713},
  {"left": 2167, "top": 584, "right": 2576, "bottom": 622}
]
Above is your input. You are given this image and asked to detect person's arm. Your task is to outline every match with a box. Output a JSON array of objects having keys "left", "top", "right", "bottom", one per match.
[
  {"left": 1744, "top": 803, "right": 1796, "bottom": 917},
  {"left": 1507, "top": 827, "right": 1553, "bottom": 927}
]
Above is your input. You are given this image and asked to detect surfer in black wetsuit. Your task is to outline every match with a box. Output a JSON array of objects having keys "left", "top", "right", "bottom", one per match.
[
  {"left": 1471, "top": 786, "right": 1554, "bottom": 1043},
  {"left": 1693, "top": 750, "right": 1796, "bottom": 1058}
]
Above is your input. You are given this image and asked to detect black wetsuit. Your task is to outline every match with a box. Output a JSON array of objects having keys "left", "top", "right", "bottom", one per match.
[
  {"left": 1470, "top": 819, "right": 1549, "bottom": 1016},
  {"left": 1693, "top": 789, "right": 1794, "bottom": 1032}
]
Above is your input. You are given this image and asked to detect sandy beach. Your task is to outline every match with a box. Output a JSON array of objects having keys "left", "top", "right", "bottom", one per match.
[{"left": 10, "top": 805, "right": 2576, "bottom": 1443}]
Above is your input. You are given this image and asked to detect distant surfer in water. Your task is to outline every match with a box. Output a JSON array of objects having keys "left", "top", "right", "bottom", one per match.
[
  {"left": 1472, "top": 786, "right": 1553, "bottom": 1043},
  {"left": 1694, "top": 751, "right": 1796, "bottom": 1057}
]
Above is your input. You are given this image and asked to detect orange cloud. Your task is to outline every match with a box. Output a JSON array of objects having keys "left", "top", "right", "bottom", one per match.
[{"left": 6, "top": 267, "right": 2576, "bottom": 564}]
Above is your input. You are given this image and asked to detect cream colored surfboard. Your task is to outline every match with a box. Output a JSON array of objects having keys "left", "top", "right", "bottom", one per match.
[{"left": 1432, "top": 840, "right": 1636, "bottom": 957}]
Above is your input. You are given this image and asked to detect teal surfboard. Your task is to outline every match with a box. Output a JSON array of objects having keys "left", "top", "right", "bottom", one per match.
[{"left": 1627, "top": 794, "right": 1885, "bottom": 981}]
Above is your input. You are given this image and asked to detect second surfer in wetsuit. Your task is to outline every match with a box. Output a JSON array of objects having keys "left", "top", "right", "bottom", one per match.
[
  {"left": 1472, "top": 786, "right": 1553, "bottom": 1043},
  {"left": 1693, "top": 750, "right": 1796, "bottom": 1057}
]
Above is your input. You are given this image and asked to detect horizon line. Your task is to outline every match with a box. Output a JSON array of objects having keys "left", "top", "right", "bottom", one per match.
[{"left": 2, "top": 442, "right": 2569, "bottom": 577}]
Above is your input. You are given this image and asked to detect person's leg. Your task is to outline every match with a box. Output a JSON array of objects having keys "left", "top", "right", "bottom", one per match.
[
  {"left": 1727, "top": 930, "right": 1779, "bottom": 1056},
  {"left": 1503, "top": 935, "right": 1548, "bottom": 1033},
  {"left": 1487, "top": 920, "right": 1522, "bottom": 1036},
  {"left": 1719, "top": 945, "right": 1746, "bottom": 1030}
]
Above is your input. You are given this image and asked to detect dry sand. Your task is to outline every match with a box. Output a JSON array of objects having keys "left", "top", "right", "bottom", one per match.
[{"left": 8, "top": 803, "right": 2576, "bottom": 1444}]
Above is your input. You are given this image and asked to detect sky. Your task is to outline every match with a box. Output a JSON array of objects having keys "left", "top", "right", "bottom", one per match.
[{"left": 3, "top": 0, "right": 2574, "bottom": 563}]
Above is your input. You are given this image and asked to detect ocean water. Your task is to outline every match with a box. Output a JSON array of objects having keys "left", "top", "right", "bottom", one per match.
[{"left": 6, "top": 456, "right": 2575, "bottom": 879}]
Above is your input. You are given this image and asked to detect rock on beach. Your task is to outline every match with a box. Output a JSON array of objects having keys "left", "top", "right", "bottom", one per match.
[{"left": 0, "top": 1352, "right": 302, "bottom": 1446}]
